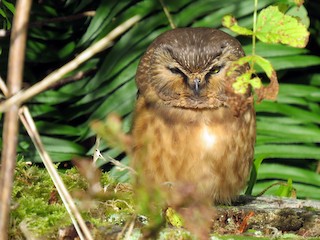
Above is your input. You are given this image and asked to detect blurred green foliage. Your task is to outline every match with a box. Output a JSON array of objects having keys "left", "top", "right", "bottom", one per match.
[{"left": 0, "top": 0, "right": 319, "bottom": 200}]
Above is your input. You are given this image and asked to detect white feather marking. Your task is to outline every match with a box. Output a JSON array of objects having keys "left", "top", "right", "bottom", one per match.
[{"left": 201, "top": 126, "right": 216, "bottom": 149}]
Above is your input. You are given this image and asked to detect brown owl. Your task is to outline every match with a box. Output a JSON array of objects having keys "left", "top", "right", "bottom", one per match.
[{"left": 131, "top": 28, "right": 255, "bottom": 205}]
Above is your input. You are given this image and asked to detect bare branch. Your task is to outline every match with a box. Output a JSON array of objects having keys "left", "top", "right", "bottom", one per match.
[
  {"left": 93, "top": 137, "right": 137, "bottom": 175},
  {"left": 0, "top": 1, "right": 32, "bottom": 239},
  {"left": 0, "top": 76, "right": 9, "bottom": 96},
  {"left": 31, "top": 11, "right": 96, "bottom": 27}
]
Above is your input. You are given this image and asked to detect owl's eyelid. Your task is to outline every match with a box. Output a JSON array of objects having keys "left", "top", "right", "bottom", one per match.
[{"left": 167, "top": 66, "right": 185, "bottom": 75}]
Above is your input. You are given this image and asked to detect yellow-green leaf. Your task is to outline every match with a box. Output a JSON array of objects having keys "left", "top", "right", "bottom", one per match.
[
  {"left": 256, "top": 6, "right": 309, "bottom": 48},
  {"left": 252, "top": 55, "right": 273, "bottom": 78},
  {"left": 165, "top": 207, "right": 184, "bottom": 228},
  {"left": 229, "top": 55, "right": 279, "bottom": 100},
  {"left": 222, "top": 15, "right": 253, "bottom": 36},
  {"left": 232, "top": 72, "right": 254, "bottom": 94}
]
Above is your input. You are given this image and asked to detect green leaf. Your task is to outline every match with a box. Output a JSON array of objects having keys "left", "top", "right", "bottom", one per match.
[
  {"left": 253, "top": 180, "right": 320, "bottom": 199},
  {"left": 252, "top": 55, "right": 274, "bottom": 78},
  {"left": 242, "top": 42, "right": 309, "bottom": 57},
  {"left": 35, "top": 122, "right": 82, "bottom": 137},
  {"left": 257, "top": 121, "right": 320, "bottom": 143},
  {"left": 255, "top": 144, "right": 320, "bottom": 159},
  {"left": 222, "top": 15, "right": 253, "bottom": 35},
  {"left": 229, "top": 55, "right": 279, "bottom": 100},
  {"left": 2, "top": 0, "right": 15, "bottom": 14},
  {"left": 286, "top": 4, "right": 310, "bottom": 28},
  {"left": 256, "top": 6, "right": 309, "bottom": 48},
  {"left": 268, "top": 55, "right": 320, "bottom": 71},
  {"left": 255, "top": 101, "right": 320, "bottom": 123},
  {"left": 232, "top": 72, "right": 257, "bottom": 94},
  {"left": 275, "top": 178, "right": 295, "bottom": 197},
  {"left": 257, "top": 164, "right": 320, "bottom": 187}
]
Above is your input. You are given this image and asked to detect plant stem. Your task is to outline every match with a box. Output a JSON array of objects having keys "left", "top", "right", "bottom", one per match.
[{"left": 252, "top": 0, "right": 258, "bottom": 57}]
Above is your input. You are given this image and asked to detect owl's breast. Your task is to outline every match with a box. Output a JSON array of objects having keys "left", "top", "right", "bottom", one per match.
[
  {"left": 200, "top": 126, "right": 217, "bottom": 149},
  {"left": 132, "top": 99, "right": 255, "bottom": 203}
]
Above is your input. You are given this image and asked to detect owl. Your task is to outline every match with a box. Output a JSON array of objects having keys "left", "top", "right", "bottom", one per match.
[{"left": 131, "top": 28, "right": 255, "bottom": 205}]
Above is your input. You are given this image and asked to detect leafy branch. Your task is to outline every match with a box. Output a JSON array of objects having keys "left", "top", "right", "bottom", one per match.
[{"left": 223, "top": 4, "right": 309, "bottom": 101}]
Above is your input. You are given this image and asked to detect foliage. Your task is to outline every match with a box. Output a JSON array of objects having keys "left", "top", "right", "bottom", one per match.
[
  {"left": 0, "top": 0, "right": 319, "bottom": 202},
  {"left": 0, "top": 0, "right": 14, "bottom": 30}
]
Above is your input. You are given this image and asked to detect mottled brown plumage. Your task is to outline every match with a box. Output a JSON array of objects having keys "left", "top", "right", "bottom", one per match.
[{"left": 132, "top": 28, "right": 256, "bottom": 205}]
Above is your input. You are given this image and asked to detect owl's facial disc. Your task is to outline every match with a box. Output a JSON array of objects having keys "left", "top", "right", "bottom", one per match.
[{"left": 139, "top": 28, "right": 246, "bottom": 109}]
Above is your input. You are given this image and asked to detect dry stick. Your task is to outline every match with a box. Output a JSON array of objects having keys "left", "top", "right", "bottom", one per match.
[
  {"left": 0, "top": 1, "right": 32, "bottom": 239},
  {"left": 0, "top": 15, "right": 141, "bottom": 112},
  {"left": 1, "top": 80, "right": 93, "bottom": 239},
  {"left": 0, "top": 76, "right": 9, "bottom": 96},
  {"left": 19, "top": 107, "right": 93, "bottom": 240},
  {"left": 93, "top": 137, "right": 137, "bottom": 174}
]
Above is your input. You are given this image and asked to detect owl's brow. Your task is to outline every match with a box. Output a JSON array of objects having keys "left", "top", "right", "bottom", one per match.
[{"left": 162, "top": 44, "right": 230, "bottom": 73}]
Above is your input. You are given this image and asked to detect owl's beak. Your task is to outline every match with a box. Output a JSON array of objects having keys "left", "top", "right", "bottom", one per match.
[{"left": 193, "top": 78, "right": 201, "bottom": 95}]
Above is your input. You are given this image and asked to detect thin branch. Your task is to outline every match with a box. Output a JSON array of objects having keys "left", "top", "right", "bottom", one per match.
[
  {"left": 31, "top": 11, "right": 96, "bottom": 27},
  {"left": 50, "top": 68, "right": 96, "bottom": 89},
  {"left": 159, "top": 0, "right": 176, "bottom": 29},
  {"left": 0, "top": 76, "right": 9, "bottom": 96},
  {"left": 0, "top": 1, "right": 32, "bottom": 239},
  {"left": 93, "top": 137, "right": 137, "bottom": 175},
  {"left": 0, "top": 15, "right": 141, "bottom": 112},
  {"left": 19, "top": 107, "right": 93, "bottom": 240}
]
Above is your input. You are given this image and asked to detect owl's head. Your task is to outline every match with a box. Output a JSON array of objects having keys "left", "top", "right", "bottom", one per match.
[{"left": 136, "top": 28, "right": 246, "bottom": 109}]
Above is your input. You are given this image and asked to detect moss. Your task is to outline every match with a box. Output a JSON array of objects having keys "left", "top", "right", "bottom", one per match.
[
  {"left": 10, "top": 161, "right": 71, "bottom": 238},
  {"left": 10, "top": 160, "right": 134, "bottom": 239},
  {"left": 9, "top": 161, "right": 320, "bottom": 239}
]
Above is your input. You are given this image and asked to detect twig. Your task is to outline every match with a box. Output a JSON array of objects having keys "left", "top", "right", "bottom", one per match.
[
  {"left": 124, "top": 217, "right": 136, "bottom": 240},
  {"left": 116, "top": 215, "right": 136, "bottom": 240},
  {"left": 0, "top": 1, "right": 32, "bottom": 239},
  {"left": 255, "top": 181, "right": 295, "bottom": 197},
  {"left": 93, "top": 137, "right": 137, "bottom": 175},
  {"left": 159, "top": 0, "right": 176, "bottom": 29},
  {"left": 31, "top": 11, "right": 96, "bottom": 27},
  {"left": 0, "top": 76, "right": 9, "bottom": 96},
  {"left": 19, "top": 107, "right": 93, "bottom": 240},
  {"left": 50, "top": 69, "right": 96, "bottom": 89},
  {"left": 0, "top": 15, "right": 141, "bottom": 112}
]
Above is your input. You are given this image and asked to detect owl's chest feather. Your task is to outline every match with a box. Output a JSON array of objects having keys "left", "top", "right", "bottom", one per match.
[
  {"left": 200, "top": 125, "right": 217, "bottom": 149},
  {"left": 133, "top": 103, "right": 253, "bottom": 163}
]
